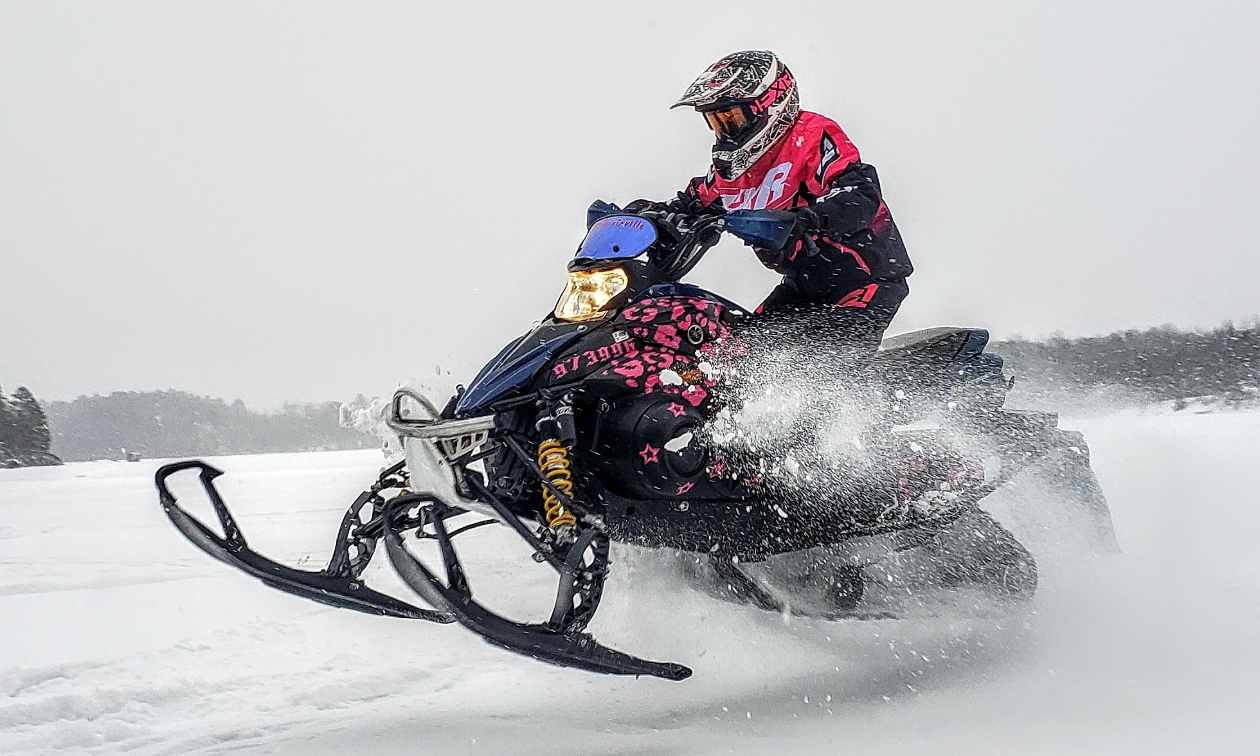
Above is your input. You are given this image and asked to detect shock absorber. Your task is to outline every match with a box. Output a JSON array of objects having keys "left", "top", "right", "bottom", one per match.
[
  {"left": 536, "top": 397, "right": 578, "bottom": 541},
  {"left": 537, "top": 439, "right": 577, "bottom": 533}
]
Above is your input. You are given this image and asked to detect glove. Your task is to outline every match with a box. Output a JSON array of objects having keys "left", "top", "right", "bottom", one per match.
[
  {"left": 668, "top": 191, "right": 725, "bottom": 218},
  {"left": 753, "top": 207, "right": 822, "bottom": 272},
  {"left": 788, "top": 207, "right": 823, "bottom": 247}
]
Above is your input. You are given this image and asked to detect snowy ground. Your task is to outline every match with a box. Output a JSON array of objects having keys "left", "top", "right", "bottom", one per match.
[{"left": 2, "top": 410, "right": 1259, "bottom": 755}]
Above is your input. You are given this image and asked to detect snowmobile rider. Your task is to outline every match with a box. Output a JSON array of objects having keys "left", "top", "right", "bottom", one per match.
[{"left": 630, "top": 50, "right": 913, "bottom": 355}]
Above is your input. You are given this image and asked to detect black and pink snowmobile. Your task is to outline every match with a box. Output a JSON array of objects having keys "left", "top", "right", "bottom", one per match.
[{"left": 156, "top": 205, "right": 1117, "bottom": 680}]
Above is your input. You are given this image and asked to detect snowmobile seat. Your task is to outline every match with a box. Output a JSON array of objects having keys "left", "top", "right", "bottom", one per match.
[
  {"left": 875, "top": 327, "right": 990, "bottom": 365},
  {"left": 874, "top": 328, "right": 1007, "bottom": 408}
]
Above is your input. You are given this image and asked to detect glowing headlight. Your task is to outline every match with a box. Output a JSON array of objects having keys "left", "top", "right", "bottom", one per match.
[{"left": 554, "top": 267, "right": 628, "bottom": 322}]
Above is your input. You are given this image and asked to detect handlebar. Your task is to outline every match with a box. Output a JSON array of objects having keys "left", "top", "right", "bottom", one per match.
[
  {"left": 636, "top": 210, "right": 727, "bottom": 280},
  {"left": 636, "top": 206, "right": 800, "bottom": 252},
  {"left": 586, "top": 199, "right": 804, "bottom": 278}
]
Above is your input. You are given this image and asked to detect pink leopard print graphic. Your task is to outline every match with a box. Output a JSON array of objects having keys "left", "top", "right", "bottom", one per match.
[
  {"left": 587, "top": 296, "right": 733, "bottom": 405},
  {"left": 547, "top": 296, "right": 734, "bottom": 406}
]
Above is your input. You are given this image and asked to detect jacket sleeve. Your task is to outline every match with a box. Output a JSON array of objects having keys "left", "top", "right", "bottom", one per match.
[
  {"left": 676, "top": 175, "right": 724, "bottom": 214},
  {"left": 810, "top": 162, "right": 884, "bottom": 238}
]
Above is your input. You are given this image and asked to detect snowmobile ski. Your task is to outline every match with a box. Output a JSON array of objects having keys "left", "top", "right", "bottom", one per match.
[
  {"left": 381, "top": 490, "right": 692, "bottom": 681},
  {"left": 155, "top": 460, "right": 454, "bottom": 624}
]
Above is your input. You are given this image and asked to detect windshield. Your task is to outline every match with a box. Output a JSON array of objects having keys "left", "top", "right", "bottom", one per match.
[{"left": 575, "top": 215, "right": 658, "bottom": 261}]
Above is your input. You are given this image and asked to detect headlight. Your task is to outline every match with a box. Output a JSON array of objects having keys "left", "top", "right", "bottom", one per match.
[{"left": 554, "top": 267, "right": 628, "bottom": 322}]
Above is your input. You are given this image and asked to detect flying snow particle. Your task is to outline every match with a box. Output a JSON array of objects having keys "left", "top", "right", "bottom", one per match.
[{"left": 659, "top": 369, "right": 684, "bottom": 386}]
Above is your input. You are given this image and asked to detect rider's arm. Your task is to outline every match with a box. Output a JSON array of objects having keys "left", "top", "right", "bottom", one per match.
[
  {"left": 809, "top": 162, "right": 884, "bottom": 238},
  {"left": 754, "top": 162, "right": 884, "bottom": 274},
  {"left": 675, "top": 174, "right": 724, "bottom": 215}
]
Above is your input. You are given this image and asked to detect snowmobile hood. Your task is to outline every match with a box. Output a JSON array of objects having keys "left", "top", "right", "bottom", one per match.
[{"left": 455, "top": 329, "right": 583, "bottom": 417}]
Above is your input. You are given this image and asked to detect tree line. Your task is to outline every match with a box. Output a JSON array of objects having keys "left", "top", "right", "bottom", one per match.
[
  {"left": 44, "top": 390, "right": 378, "bottom": 463},
  {"left": 0, "top": 386, "right": 61, "bottom": 468},
  {"left": 990, "top": 322, "right": 1260, "bottom": 411}
]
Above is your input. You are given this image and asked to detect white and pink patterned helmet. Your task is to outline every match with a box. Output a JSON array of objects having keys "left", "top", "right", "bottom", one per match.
[{"left": 672, "top": 51, "right": 800, "bottom": 180}]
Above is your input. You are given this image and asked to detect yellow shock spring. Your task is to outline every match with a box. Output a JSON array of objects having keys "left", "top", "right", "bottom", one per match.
[{"left": 537, "top": 439, "right": 577, "bottom": 530}]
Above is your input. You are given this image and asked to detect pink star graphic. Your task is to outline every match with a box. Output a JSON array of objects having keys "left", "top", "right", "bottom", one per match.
[
  {"left": 639, "top": 443, "right": 660, "bottom": 464},
  {"left": 676, "top": 481, "right": 694, "bottom": 495},
  {"left": 666, "top": 402, "right": 687, "bottom": 418}
]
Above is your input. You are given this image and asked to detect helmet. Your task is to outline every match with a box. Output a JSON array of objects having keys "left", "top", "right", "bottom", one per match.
[{"left": 672, "top": 50, "right": 800, "bottom": 180}]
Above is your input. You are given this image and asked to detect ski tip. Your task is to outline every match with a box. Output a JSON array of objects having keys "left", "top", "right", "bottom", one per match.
[
  {"left": 199, "top": 463, "right": 225, "bottom": 480},
  {"left": 154, "top": 460, "right": 227, "bottom": 505}
]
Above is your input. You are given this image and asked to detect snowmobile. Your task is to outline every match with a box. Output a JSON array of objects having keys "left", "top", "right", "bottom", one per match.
[{"left": 155, "top": 204, "right": 1117, "bottom": 681}]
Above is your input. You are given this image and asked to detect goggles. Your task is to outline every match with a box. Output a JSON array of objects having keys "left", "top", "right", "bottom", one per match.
[{"left": 702, "top": 104, "right": 753, "bottom": 141}]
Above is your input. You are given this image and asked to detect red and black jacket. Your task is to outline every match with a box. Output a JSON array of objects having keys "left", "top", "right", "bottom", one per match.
[{"left": 680, "top": 111, "right": 912, "bottom": 308}]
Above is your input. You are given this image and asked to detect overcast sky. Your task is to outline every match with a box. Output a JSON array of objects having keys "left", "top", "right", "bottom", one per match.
[{"left": 2, "top": 1, "right": 1258, "bottom": 407}]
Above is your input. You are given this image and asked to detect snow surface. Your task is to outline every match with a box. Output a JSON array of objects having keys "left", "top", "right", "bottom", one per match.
[{"left": 2, "top": 410, "right": 1259, "bottom": 755}]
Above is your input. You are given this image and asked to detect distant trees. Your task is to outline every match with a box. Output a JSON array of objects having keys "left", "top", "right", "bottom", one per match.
[
  {"left": 991, "top": 322, "right": 1260, "bottom": 411},
  {"left": 45, "top": 390, "right": 377, "bottom": 462},
  {"left": 0, "top": 386, "right": 62, "bottom": 468}
]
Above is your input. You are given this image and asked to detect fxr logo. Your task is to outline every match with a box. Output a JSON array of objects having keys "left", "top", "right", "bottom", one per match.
[{"left": 721, "top": 161, "right": 793, "bottom": 211}]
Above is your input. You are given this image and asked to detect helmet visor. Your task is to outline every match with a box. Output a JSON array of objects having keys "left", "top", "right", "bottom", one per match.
[{"left": 703, "top": 105, "right": 753, "bottom": 142}]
